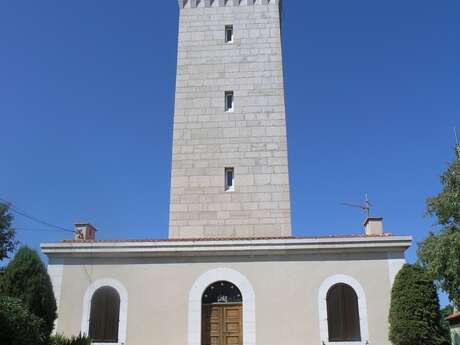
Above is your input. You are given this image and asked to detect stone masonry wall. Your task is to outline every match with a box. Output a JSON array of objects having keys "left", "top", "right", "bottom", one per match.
[{"left": 169, "top": 0, "right": 291, "bottom": 239}]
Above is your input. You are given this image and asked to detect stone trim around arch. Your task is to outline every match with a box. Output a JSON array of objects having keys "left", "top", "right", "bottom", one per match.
[
  {"left": 81, "top": 278, "right": 128, "bottom": 345},
  {"left": 188, "top": 268, "right": 256, "bottom": 345},
  {"left": 318, "top": 274, "right": 369, "bottom": 345}
]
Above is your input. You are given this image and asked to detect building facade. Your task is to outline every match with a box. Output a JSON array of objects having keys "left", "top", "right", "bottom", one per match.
[
  {"left": 44, "top": 236, "right": 410, "bottom": 345},
  {"left": 42, "top": 1, "right": 412, "bottom": 345}
]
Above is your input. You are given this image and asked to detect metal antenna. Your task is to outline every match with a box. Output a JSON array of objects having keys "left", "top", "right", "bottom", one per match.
[
  {"left": 455, "top": 127, "right": 460, "bottom": 158},
  {"left": 342, "top": 194, "right": 373, "bottom": 218}
]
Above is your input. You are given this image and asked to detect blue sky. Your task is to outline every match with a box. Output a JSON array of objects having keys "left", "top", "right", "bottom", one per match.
[{"left": 1, "top": 1, "right": 459, "bottom": 303}]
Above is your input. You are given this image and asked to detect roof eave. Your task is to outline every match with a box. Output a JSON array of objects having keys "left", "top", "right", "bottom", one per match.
[{"left": 41, "top": 235, "right": 412, "bottom": 258}]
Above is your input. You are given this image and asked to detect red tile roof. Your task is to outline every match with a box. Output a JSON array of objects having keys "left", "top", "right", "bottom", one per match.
[
  {"left": 62, "top": 233, "right": 394, "bottom": 244},
  {"left": 446, "top": 311, "right": 460, "bottom": 323}
]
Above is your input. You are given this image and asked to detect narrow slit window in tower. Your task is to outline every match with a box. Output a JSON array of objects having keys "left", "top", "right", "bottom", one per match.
[
  {"left": 225, "top": 25, "right": 233, "bottom": 43},
  {"left": 225, "top": 91, "right": 234, "bottom": 112},
  {"left": 225, "top": 168, "right": 235, "bottom": 192}
]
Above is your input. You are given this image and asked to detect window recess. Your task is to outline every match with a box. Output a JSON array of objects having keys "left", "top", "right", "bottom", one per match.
[
  {"left": 225, "top": 168, "right": 235, "bottom": 192},
  {"left": 225, "top": 91, "right": 234, "bottom": 112},
  {"left": 225, "top": 25, "right": 234, "bottom": 43}
]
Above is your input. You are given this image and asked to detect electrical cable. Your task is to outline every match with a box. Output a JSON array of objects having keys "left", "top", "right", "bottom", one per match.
[{"left": 0, "top": 197, "right": 75, "bottom": 234}]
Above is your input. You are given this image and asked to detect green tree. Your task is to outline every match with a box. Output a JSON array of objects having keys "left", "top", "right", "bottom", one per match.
[
  {"left": 418, "top": 146, "right": 460, "bottom": 308},
  {"left": 0, "top": 266, "right": 5, "bottom": 290},
  {"left": 389, "top": 264, "right": 450, "bottom": 345},
  {"left": 2, "top": 246, "right": 57, "bottom": 341},
  {"left": 0, "top": 202, "right": 18, "bottom": 261},
  {"left": 0, "top": 296, "right": 44, "bottom": 345}
]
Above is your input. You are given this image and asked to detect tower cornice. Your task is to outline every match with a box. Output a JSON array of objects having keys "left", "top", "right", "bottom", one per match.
[{"left": 178, "top": 0, "right": 281, "bottom": 9}]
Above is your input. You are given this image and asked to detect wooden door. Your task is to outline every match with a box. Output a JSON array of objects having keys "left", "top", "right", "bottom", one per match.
[{"left": 202, "top": 304, "right": 242, "bottom": 345}]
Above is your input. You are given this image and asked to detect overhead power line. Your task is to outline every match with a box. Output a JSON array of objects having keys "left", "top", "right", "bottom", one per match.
[
  {"left": 0, "top": 197, "right": 74, "bottom": 234},
  {"left": 16, "top": 228, "right": 73, "bottom": 233}
]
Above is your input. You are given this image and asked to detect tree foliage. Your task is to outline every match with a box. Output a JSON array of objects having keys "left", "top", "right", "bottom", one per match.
[
  {"left": 389, "top": 264, "right": 450, "bottom": 345},
  {"left": 427, "top": 154, "right": 460, "bottom": 226},
  {"left": 2, "top": 246, "right": 57, "bottom": 340},
  {"left": 418, "top": 148, "right": 460, "bottom": 308},
  {"left": 418, "top": 230, "right": 460, "bottom": 307},
  {"left": 0, "top": 296, "right": 44, "bottom": 345},
  {"left": 0, "top": 202, "right": 18, "bottom": 261}
]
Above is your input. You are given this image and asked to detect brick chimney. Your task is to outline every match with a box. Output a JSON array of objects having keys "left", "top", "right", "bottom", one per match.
[
  {"left": 74, "top": 223, "right": 96, "bottom": 241},
  {"left": 364, "top": 217, "right": 384, "bottom": 236}
]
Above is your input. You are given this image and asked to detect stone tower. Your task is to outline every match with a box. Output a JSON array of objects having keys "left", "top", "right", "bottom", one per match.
[{"left": 169, "top": 0, "right": 291, "bottom": 239}]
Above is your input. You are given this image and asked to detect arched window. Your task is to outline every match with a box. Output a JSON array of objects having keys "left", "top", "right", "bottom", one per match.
[
  {"left": 326, "top": 283, "right": 361, "bottom": 342},
  {"left": 202, "top": 281, "right": 242, "bottom": 304},
  {"left": 89, "top": 286, "right": 120, "bottom": 343}
]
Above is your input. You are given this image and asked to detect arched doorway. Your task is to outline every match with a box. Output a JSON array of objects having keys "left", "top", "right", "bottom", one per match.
[{"left": 201, "top": 281, "right": 243, "bottom": 345}]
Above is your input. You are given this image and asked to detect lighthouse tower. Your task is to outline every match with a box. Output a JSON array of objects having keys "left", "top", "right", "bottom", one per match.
[{"left": 169, "top": 0, "right": 291, "bottom": 239}]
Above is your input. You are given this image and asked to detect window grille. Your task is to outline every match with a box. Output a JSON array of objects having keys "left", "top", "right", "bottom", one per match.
[{"left": 202, "top": 281, "right": 242, "bottom": 304}]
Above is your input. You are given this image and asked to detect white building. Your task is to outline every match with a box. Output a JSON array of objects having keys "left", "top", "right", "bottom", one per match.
[{"left": 42, "top": 1, "right": 412, "bottom": 345}]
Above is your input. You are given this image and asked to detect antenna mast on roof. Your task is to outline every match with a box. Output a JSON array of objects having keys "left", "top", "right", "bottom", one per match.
[
  {"left": 455, "top": 127, "right": 460, "bottom": 159},
  {"left": 342, "top": 193, "right": 373, "bottom": 219}
]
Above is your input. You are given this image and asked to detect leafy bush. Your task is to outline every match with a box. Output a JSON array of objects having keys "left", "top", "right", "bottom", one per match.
[
  {"left": 389, "top": 264, "right": 450, "bottom": 345},
  {"left": 0, "top": 296, "right": 44, "bottom": 345},
  {"left": 49, "top": 333, "right": 68, "bottom": 345},
  {"left": 70, "top": 334, "right": 92, "bottom": 345},
  {"left": 1, "top": 246, "right": 57, "bottom": 340},
  {"left": 49, "top": 333, "right": 92, "bottom": 345}
]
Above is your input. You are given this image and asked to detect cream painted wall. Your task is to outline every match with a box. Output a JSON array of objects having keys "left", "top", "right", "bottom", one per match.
[{"left": 51, "top": 251, "right": 400, "bottom": 345}]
